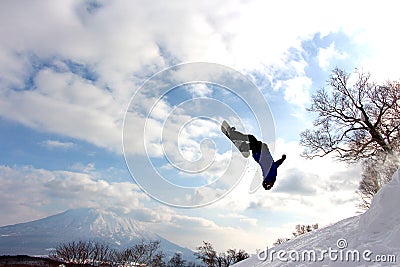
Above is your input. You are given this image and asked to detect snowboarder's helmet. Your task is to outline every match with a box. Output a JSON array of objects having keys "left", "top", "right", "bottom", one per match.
[{"left": 263, "top": 181, "right": 274, "bottom": 190}]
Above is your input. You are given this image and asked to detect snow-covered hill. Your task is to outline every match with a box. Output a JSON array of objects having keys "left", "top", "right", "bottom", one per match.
[
  {"left": 234, "top": 169, "right": 400, "bottom": 267},
  {"left": 0, "top": 208, "right": 195, "bottom": 262}
]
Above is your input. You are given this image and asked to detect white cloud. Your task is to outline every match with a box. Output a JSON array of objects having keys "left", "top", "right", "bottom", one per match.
[
  {"left": 70, "top": 162, "right": 96, "bottom": 173},
  {"left": 0, "top": 165, "right": 149, "bottom": 226},
  {"left": 218, "top": 213, "right": 258, "bottom": 226},
  {"left": 186, "top": 84, "right": 213, "bottom": 97},
  {"left": 34, "top": 69, "right": 115, "bottom": 110},
  {"left": 281, "top": 76, "right": 312, "bottom": 108},
  {"left": 204, "top": 137, "right": 362, "bottom": 241},
  {"left": 146, "top": 211, "right": 260, "bottom": 251},
  {"left": 0, "top": 164, "right": 263, "bottom": 251},
  {"left": 41, "top": 140, "right": 75, "bottom": 150},
  {"left": 318, "top": 42, "right": 348, "bottom": 71},
  {"left": 0, "top": 74, "right": 122, "bottom": 152},
  {"left": 1, "top": 0, "right": 398, "bottom": 153}
]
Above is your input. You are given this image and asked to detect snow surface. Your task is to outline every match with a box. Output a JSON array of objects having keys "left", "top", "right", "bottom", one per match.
[{"left": 234, "top": 169, "right": 400, "bottom": 267}]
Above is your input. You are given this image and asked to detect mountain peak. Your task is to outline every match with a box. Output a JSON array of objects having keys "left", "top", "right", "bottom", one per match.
[
  {"left": 0, "top": 207, "right": 195, "bottom": 260},
  {"left": 54, "top": 208, "right": 148, "bottom": 240}
]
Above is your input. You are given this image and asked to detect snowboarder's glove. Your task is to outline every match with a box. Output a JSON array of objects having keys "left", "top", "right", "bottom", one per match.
[{"left": 275, "top": 154, "right": 286, "bottom": 167}]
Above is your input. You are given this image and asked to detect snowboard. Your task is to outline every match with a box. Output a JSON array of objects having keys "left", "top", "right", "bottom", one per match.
[{"left": 221, "top": 120, "right": 250, "bottom": 158}]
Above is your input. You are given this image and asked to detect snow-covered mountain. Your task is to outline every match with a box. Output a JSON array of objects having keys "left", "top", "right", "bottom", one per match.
[
  {"left": 234, "top": 169, "right": 400, "bottom": 267},
  {"left": 0, "top": 208, "right": 196, "bottom": 262}
]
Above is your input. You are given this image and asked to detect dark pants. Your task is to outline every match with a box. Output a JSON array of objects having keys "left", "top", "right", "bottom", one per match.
[
  {"left": 230, "top": 130, "right": 262, "bottom": 154},
  {"left": 247, "top": 134, "right": 262, "bottom": 154}
]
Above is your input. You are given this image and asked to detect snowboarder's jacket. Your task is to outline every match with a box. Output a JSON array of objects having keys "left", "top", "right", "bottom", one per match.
[
  {"left": 262, "top": 155, "right": 286, "bottom": 189},
  {"left": 253, "top": 144, "right": 286, "bottom": 190}
]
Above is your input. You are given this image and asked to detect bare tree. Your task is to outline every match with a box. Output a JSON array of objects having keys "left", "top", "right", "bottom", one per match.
[
  {"left": 51, "top": 239, "right": 165, "bottom": 266},
  {"left": 292, "top": 224, "right": 318, "bottom": 238},
  {"left": 273, "top": 238, "right": 290, "bottom": 246},
  {"left": 133, "top": 240, "right": 164, "bottom": 266},
  {"left": 91, "top": 241, "right": 112, "bottom": 266},
  {"left": 195, "top": 241, "right": 217, "bottom": 267},
  {"left": 358, "top": 150, "right": 399, "bottom": 209},
  {"left": 50, "top": 240, "right": 94, "bottom": 265},
  {"left": 300, "top": 68, "right": 400, "bottom": 208},
  {"left": 109, "top": 248, "right": 127, "bottom": 266},
  {"left": 149, "top": 250, "right": 166, "bottom": 267},
  {"left": 273, "top": 223, "right": 318, "bottom": 246},
  {"left": 114, "top": 240, "right": 164, "bottom": 267},
  {"left": 168, "top": 252, "right": 186, "bottom": 267},
  {"left": 195, "top": 242, "right": 249, "bottom": 267},
  {"left": 224, "top": 249, "right": 249, "bottom": 266},
  {"left": 216, "top": 252, "right": 228, "bottom": 267}
]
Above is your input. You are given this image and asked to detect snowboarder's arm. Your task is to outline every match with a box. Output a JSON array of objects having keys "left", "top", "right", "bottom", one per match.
[{"left": 275, "top": 154, "right": 286, "bottom": 167}]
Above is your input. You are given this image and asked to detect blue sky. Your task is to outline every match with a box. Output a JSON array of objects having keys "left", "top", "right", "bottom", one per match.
[{"left": 1, "top": 0, "right": 399, "bottom": 252}]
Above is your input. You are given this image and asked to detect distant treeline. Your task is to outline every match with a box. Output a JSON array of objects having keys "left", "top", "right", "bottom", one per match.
[
  {"left": 0, "top": 224, "right": 320, "bottom": 267},
  {"left": 0, "top": 255, "right": 64, "bottom": 267},
  {"left": 47, "top": 239, "right": 249, "bottom": 267}
]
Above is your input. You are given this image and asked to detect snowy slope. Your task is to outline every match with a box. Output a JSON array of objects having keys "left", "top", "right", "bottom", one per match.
[
  {"left": 0, "top": 208, "right": 196, "bottom": 262},
  {"left": 234, "top": 169, "right": 400, "bottom": 267}
]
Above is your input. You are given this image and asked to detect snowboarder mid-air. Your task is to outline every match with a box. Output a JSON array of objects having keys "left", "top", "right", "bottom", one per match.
[{"left": 221, "top": 121, "right": 286, "bottom": 190}]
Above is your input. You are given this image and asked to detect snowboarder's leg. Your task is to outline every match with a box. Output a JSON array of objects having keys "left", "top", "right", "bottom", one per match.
[
  {"left": 228, "top": 128, "right": 249, "bottom": 142},
  {"left": 228, "top": 129, "right": 262, "bottom": 152},
  {"left": 247, "top": 134, "right": 262, "bottom": 153},
  {"left": 237, "top": 141, "right": 250, "bottom": 152},
  {"left": 229, "top": 130, "right": 251, "bottom": 153},
  {"left": 221, "top": 121, "right": 251, "bottom": 157}
]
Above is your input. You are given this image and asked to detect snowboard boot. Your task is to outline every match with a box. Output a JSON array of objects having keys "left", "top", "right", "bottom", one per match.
[
  {"left": 227, "top": 126, "right": 236, "bottom": 138},
  {"left": 238, "top": 141, "right": 250, "bottom": 152}
]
